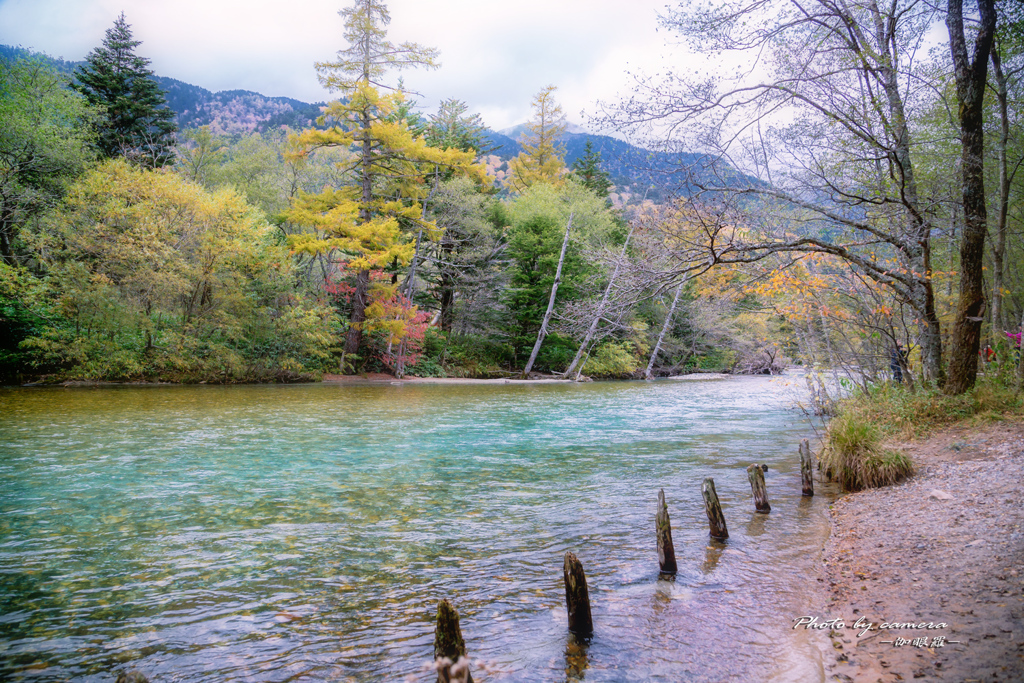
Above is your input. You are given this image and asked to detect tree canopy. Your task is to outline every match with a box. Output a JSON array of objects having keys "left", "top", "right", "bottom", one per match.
[
  {"left": 74, "top": 12, "right": 177, "bottom": 167},
  {"left": 506, "top": 86, "right": 567, "bottom": 193},
  {"left": 1, "top": 56, "right": 97, "bottom": 266}
]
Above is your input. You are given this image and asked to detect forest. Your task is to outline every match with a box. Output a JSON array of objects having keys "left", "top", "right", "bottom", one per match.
[{"left": 1, "top": 0, "right": 1022, "bottom": 399}]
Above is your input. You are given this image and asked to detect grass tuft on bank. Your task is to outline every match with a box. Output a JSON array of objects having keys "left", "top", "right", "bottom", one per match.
[{"left": 820, "top": 375, "right": 1024, "bottom": 491}]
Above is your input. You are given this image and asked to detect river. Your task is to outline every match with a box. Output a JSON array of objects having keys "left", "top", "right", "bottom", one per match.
[{"left": 0, "top": 376, "right": 835, "bottom": 681}]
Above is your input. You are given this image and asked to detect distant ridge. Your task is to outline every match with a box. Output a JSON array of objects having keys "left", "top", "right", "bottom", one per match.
[
  {"left": 4, "top": 44, "right": 761, "bottom": 199},
  {"left": 1, "top": 44, "right": 326, "bottom": 136}
]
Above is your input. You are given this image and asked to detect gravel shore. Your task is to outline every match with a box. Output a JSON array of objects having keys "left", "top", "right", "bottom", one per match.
[{"left": 819, "top": 421, "right": 1024, "bottom": 682}]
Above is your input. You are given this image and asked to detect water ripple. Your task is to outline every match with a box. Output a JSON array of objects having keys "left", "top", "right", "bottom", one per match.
[{"left": 1, "top": 377, "right": 833, "bottom": 681}]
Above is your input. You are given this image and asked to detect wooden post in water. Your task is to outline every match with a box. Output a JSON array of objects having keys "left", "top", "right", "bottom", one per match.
[
  {"left": 747, "top": 464, "right": 771, "bottom": 513},
  {"left": 656, "top": 488, "right": 678, "bottom": 574},
  {"left": 434, "top": 599, "right": 472, "bottom": 683},
  {"left": 701, "top": 477, "right": 729, "bottom": 540},
  {"left": 800, "top": 439, "right": 814, "bottom": 496},
  {"left": 563, "top": 551, "right": 594, "bottom": 636},
  {"left": 115, "top": 672, "right": 149, "bottom": 683}
]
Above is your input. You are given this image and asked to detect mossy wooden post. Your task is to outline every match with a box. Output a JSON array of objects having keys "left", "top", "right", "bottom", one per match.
[
  {"left": 656, "top": 488, "right": 678, "bottom": 574},
  {"left": 800, "top": 439, "right": 814, "bottom": 496},
  {"left": 434, "top": 598, "right": 472, "bottom": 683},
  {"left": 747, "top": 464, "right": 771, "bottom": 513},
  {"left": 115, "top": 672, "right": 149, "bottom": 683},
  {"left": 563, "top": 551, "right": 593, "bottom": 636},
  {"left": 701, "top": 477, "right": 729, "bottom": 540}
]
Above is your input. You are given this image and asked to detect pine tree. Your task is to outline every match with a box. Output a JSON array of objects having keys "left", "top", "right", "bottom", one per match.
[
  {"left": 74, "top": 13, "right": 177, "bottom": 167},
  {"left": 570, "top": 140, "right": 612, "bottom": 198},
  {"left": 569, "top": 139, "right": 606, "bottom": 197},
  {"left": 290, "top": 0, "right": 482, "bottom": 361},
  {"left": 426, "top": 98, "right": 491, "bottom": 155},
  {"left": 506, "top": 86, "right": 567, "bottom": 193}
]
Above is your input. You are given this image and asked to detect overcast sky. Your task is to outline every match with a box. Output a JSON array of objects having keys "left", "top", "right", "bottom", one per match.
[{"left": 0, "top": 0, "right": 695, "bottom": 132}]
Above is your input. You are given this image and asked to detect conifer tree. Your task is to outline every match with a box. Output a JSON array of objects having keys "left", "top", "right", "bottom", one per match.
[
  {"left": 426, "top": 98, "right": 491, "bottom": 154},
  {"left": 570, "top": 140, "right": 612, "bottom": 198},
  {"left": 74, "top": 13, "right": 177, "bottom": 167},
  {"left": 506, "top": 86, "right": 567, "bottom": 193},
  {"left": 290, "top": 0, "right": 482, "bottom": 360}
]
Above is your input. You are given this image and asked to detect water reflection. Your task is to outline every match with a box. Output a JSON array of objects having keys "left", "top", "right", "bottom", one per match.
[
  {"left": 564, "top": 633, "right": 590, "bottom": 681},
  {"left": 745, "top": 511, "right": 769, "bottom": 537},
  {"left": 0, "top": 377, "right": 834, "bottom": 682},
  {"left": 701, "top": 541, "right": 726, "bottom": 575}
]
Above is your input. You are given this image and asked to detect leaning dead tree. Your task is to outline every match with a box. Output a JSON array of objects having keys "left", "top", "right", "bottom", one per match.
[
  {"left": 522, "top": 212, "right": 573, "bottom": 376},
  {"left": 562, "top": 223, "right": 636, "bottom": 378}
]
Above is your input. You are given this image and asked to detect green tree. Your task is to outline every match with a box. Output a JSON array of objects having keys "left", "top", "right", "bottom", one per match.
[
  {"left": 74, "top": 13, "right": 177, "bottom": 167},
  {"left": 425, "top": 177, "right": 504, "bottom": 332},
  {"left": 503, "top": 180, "right": 618, "bottom": 367},
  {"left": 427, "top": 98, "right": 491, "bottom": 154},
  {"left": 0, "top": 56, "right": 97, "bottom": 266},
  {"left": 944, "top": 0, "right": 997, "bottom": 394},
  {"left": 176, "top": 126, "right": 226, "bottom": 186},
  {"left": 20, "top": 159, "right": 336, "bottom": 381},
  {"left": 291, "top": 0, "right": 480, "bottom": 360},
  {"left": 506, "top": 86, "right": 567, "bottom": 193},
  {"left": 570, "top": 140, "right": 612, "bottom": 198}
]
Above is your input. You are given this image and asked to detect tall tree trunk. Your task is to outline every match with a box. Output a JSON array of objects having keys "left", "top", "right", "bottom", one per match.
[
  {"left": 1017, "top": 310, "right": 1024, "bottom": 394},
  {"left": 438, "top": 256, "right": 456, "bottom": 332},
  {"left": 989, "top": 44, "right": 1010, "bottom": 345},
  {"left": 945, "top": 0, "right": 996, "bottom": 395},
  {"left": 918, "top": 275, "right": 945, "bottom": 386},
  {"left": 1, "top": 205, "right": 16, "bottom": 266},
  {"left": 868, "top": 3, "right": 944, "bottom": 385},
  {"left": 645, "top": 279, "right": 686, "bottom": 379},
  {"left": 522, "top": 212, "right": 573, "bottom": 376},
  {"left": 562, "top": 224, "right": 635, "bottom": 379},
  {"left": 344, "top": 105, "right": 376, "bottom": 358}
]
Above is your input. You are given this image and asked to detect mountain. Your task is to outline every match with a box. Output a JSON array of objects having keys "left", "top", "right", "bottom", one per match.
[
  {"left": 1, "top": 45, "right": 325, "bottom": 136},
  {"left": 484, "top": 126, "right": 758, "bottom": 201},
  {"left": 4, "top": 44, "right": 759, "bottom": 198},
  {"left": 157, "top": 78, "right": 326, "bottom": 135}
]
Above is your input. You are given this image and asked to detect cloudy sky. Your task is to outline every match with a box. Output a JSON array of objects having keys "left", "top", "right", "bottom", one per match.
[{"left": 0, "top": 0, "right": 695, "bottom": 132}]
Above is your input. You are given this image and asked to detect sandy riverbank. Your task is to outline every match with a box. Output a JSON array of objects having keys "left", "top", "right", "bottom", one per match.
[
  {"left": 320, "top": 372, "right": 574, "bottom": 384},
  {"left": 818, "top": 421, "right": 1024, "bottom": 682},
  {"left": 319, "top": 371, "right": 735, "bottom": 384}
]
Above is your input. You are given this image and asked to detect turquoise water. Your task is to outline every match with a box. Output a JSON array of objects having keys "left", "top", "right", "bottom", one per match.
[{"left": 0, "top": 377, "right": 834, "bottom": 681}]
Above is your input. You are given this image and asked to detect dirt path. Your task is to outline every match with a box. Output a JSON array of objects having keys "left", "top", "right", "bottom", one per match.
[{"left": 819, "top": 421, "right": 1024, "bottom": 682}]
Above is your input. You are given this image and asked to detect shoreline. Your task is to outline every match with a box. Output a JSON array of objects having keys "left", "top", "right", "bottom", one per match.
[
  {"left": 316, "top": 371, "right": 735, "bottom": 385},
  {"left": 818, "top": 420, "right": 1024, "bottom": 682},
  {"left": 7, "top": 370, "right": 739, "bottom": 388}
]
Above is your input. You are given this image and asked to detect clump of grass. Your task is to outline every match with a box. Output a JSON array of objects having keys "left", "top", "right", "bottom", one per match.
[
  {"left": 819, "top": 375, "right": 1023, "bottom": 491},
  {"left": 819, "top": 412, "right": 916, "bottom": 491}
]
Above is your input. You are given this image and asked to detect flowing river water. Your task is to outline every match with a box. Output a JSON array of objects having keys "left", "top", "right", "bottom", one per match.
[{"left": 0, "top": 376, "right": 838, "bottom": 681}]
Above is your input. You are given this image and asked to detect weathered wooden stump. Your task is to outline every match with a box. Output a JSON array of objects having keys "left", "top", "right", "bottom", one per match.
[
  {"left": 563, "top": 551, "right": 593, "bottom": 636},
  {"left": 800, "top": 439, "right": 814, "bottom": 496},
  {"left": 701, "top": 477, "right": 729, "bottom": 540},
  {"left": 115, "top": 672, "right": 149, "bottom": 683},
  {"left": 656, "top": 488, "right": 678, "bottom": 574},
  {"left": 747, "top": 463, "right": 771, "bottom": 513},
  {"left": 434, "top": 599, "right": 472, "bottom": 683}
]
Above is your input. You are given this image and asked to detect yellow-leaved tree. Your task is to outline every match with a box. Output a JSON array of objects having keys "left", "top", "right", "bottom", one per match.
[
  {"left": 20, "top": 159, "right": 337, "bottom": 381},
  {"left": 288, "top": 0, "right": 484, "bottom": 363},
  {"left": 505, "top": 85, "right": 567, "bottom": 193}
]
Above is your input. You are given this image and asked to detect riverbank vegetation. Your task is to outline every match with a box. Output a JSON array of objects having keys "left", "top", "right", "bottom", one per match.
[
  {"left": 821, "top": 369, "right": 1024, "bottom": 489},
  {"left": 2, "top": 1, "right": 1022, "bottom": 395}
]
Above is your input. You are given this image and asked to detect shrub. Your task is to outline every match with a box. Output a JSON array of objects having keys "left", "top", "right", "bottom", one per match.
[
  {"left": 581, "top": 341, "right": 641, "bottom": 378},
  {"left": 819, "top": 412, "right": 915, "bottom": 491}
]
